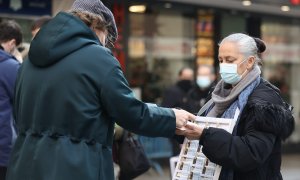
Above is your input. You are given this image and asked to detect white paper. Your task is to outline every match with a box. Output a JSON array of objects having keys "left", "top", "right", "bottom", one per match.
[{"left": 172, "top": 109, "right": 240, "bottom": 180}]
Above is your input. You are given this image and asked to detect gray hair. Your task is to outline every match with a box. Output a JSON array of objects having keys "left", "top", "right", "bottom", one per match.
[{"left": 219, "top": 33, "right": 264, "bottom": 66}]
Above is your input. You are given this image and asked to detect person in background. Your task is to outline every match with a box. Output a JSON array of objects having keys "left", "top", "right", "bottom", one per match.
[
  {"left": 161, "top": 67, "right": 194, "bottom": 155},
  {"left": 16, "top": 15, "right": 52, "bottom": 62},
  {"left": 31, "top": 15, "right": 52, "bottom": 38},
  {"left": 180, "top": 33, "right": 294, "bottom": 180},
  {"left": 5, "top": 1, "right": 195, "bottom": 180},
  {"left": 0, "top": 20, "right": 22, "bottom": 180},
  {"left": 11, "top": 48, "right": 23, "bottom": 63},
  {"left": 185, "top": 65, "right": 216, "bottom": 114},
  {"left": 161, "top": 67, "right": 194, "bottom": 109}
]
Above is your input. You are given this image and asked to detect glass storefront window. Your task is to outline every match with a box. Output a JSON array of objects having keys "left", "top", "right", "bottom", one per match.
[
  {"left": 128, "top": 4, "right": 196, "bottom": 103},
  {"left": 261, "top": 20, "right": 300, "bottom": 143}
]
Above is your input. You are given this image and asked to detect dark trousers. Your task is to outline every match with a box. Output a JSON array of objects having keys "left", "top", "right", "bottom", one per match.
[{"left": 0, "top": 166, "right": 7, "bottom": 180}]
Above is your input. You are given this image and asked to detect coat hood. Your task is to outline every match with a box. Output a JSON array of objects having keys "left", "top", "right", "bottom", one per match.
[
  {"left": 248, "top": 79, "right": 295, "bottom": 140},
  {"left": 29, "top": 12, "right": 101, "bottom": 67}
]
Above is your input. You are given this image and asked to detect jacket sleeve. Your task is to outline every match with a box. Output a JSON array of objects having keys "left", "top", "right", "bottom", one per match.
[
  {"left": 0, "top": 59, "right": 20, "bottom": 100},
  {"left": 252, "top": 102, "right": 294, "bottom": 140},
  {"left": 0, "top": 59, "right": 20, "bottom": 126},
  {"left": 199, "top": 109, "right": 277, "bottom": 172},
  {"left": 100, "top": 66, "right": 176, "bottom": 138}
]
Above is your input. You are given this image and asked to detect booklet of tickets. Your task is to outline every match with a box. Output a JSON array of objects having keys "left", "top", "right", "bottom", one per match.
[{"left": 172, "top": 109, "right": 239, "bottom": 180}]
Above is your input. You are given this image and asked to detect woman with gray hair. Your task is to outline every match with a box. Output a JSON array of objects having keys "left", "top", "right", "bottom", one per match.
[{"left": 180, "top": 33, "right": 294, "bottom": 180}]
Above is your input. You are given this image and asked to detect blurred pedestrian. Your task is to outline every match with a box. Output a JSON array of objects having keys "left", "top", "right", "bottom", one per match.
[
  {"left": 161, "top": 67, "right": 194, "bottom": 155},
  {"left": 185, "top": 65, "right": 216, "bottom": 114},
  {"left": 161, "top": 67, "right": 194, "bottom": 109},
  {"left": 5, "top": 1, "right": 195, "bottom": 180},
  {"left": 181, "top": 33, "right": 294, "bottom": 180},
  {"left": 0, "top": 20, "right": 22, "bottom": 180},
  {"left": 16, "top": 15, "right": 52, "bottom": 62},
  {"left": 15, "top": 15, "right": 52, "bottom": 61},
  {"left": 31, "top": 15, "right": 52, "bottom": 38},
  {"left": 11, "top": 48, "right": 23, "bottom": 63}
]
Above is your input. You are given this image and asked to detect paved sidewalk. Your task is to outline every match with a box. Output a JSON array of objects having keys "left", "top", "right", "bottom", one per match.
[
  {"left": 136, "top": 154, "right": 300, "bottom": 180},
  {"left": 281, "top": 154, "right": 300, "bottom": 180}
]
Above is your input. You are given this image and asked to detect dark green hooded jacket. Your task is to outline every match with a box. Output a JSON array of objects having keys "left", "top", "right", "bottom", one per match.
[{"left": 6, "top": 12, "right": 175, "bottom": 180}]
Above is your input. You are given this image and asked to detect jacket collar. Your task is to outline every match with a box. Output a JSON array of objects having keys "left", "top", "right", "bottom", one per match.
[{"left": 0, "top": 48, "right": 14, "bottom": 62}]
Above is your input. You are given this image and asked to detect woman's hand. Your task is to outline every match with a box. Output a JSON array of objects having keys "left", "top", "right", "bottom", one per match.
[
  {"left": 183, "top": 122, "right": 204, "bottom": 140},
  {"left": 172, "top": 109, "right": 195, "bottom": 135}
]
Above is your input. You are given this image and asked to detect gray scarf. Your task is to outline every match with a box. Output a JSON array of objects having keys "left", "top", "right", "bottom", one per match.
[{"left": 207, "top": 66, "right": 261, "bottom": 117}]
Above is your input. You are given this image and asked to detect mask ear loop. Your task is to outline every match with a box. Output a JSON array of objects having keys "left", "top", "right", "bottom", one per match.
[
  {"left": 240, "top": 68, "right": 248, "bottom": 78},
  {"left": 245, "top": 56, "right": 257, "bottom": 71},
  {"left": 238, "top": 57, "right": 249, "bottom": 66},
  {"left": 240, "top": 56, "right": 257, "bottom": 80},
  {"left": 238, "top": 57, "right": 250, "bottom": 78}
]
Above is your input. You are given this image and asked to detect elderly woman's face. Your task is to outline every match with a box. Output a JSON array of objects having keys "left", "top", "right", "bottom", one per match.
[{"left": 218, "top": 41, "right": 249, "bottom": 75}]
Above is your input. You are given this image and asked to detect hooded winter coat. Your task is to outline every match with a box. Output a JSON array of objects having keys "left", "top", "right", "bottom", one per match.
[
  {"left": 199, "top": 78, "right": 294, "bottom": 180},
  {"left": 6, "top": 12, "right": 175, "bottom": 180},
  {"left": 0, "top": 48, "right": 19, "bottom": 167}
]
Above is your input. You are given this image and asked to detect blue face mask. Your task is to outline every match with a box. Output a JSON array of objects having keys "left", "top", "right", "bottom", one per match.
[
  {"left": 196, "top": 76, "right": 211, "bottom": 89},
  {"left": 219, "top": 58, "right": 248, "bottom": 85}
]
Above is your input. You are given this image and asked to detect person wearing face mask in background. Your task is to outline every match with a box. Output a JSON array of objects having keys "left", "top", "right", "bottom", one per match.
[
  {"left": 185, "top": 65, "right": 216, "bottom": 114},
  {"left": 178, "top": 33, "right": 294, "bottom": 180},
  {"left": 0, "top": 20, "right": 22, "bottom": 180},
  {"left": 161, "top": 67, "right": 194, "bottom": 109}
]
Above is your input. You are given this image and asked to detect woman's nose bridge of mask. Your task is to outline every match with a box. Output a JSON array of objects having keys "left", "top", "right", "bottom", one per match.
[
  {"left": 220, "top": 55, "right": 254, "bottom": 72},
  {"left": 219, "top": 56, "right": 253, "bottom": 85}
]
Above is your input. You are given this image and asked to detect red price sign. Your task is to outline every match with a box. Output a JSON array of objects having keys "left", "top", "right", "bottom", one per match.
[{"left": 290, "top": 0, "right": 300, "bottom": 5}]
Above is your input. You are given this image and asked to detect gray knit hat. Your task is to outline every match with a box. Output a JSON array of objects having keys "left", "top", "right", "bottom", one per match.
[{"left": 71, "top": 0, "right": 118, "bottom": 43}]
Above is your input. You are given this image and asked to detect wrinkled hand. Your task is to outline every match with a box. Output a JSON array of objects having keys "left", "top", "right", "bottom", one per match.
[
  {"left": 172, "top": 109, "right": 196, "bottom": 135},
  {"left": 183, "top": 122, "right": 204, "bottom": 140}
]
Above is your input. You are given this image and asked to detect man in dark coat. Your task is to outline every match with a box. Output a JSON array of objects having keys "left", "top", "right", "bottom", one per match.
[
  {"left": 5, "top": 1, "right": 195, "bottom": 180},
  {"left": 0, "top": 20, "right": 22, "bottom": 180},
  {"left": 161, "top": 67, "right": 194, "bottom": 109}
]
